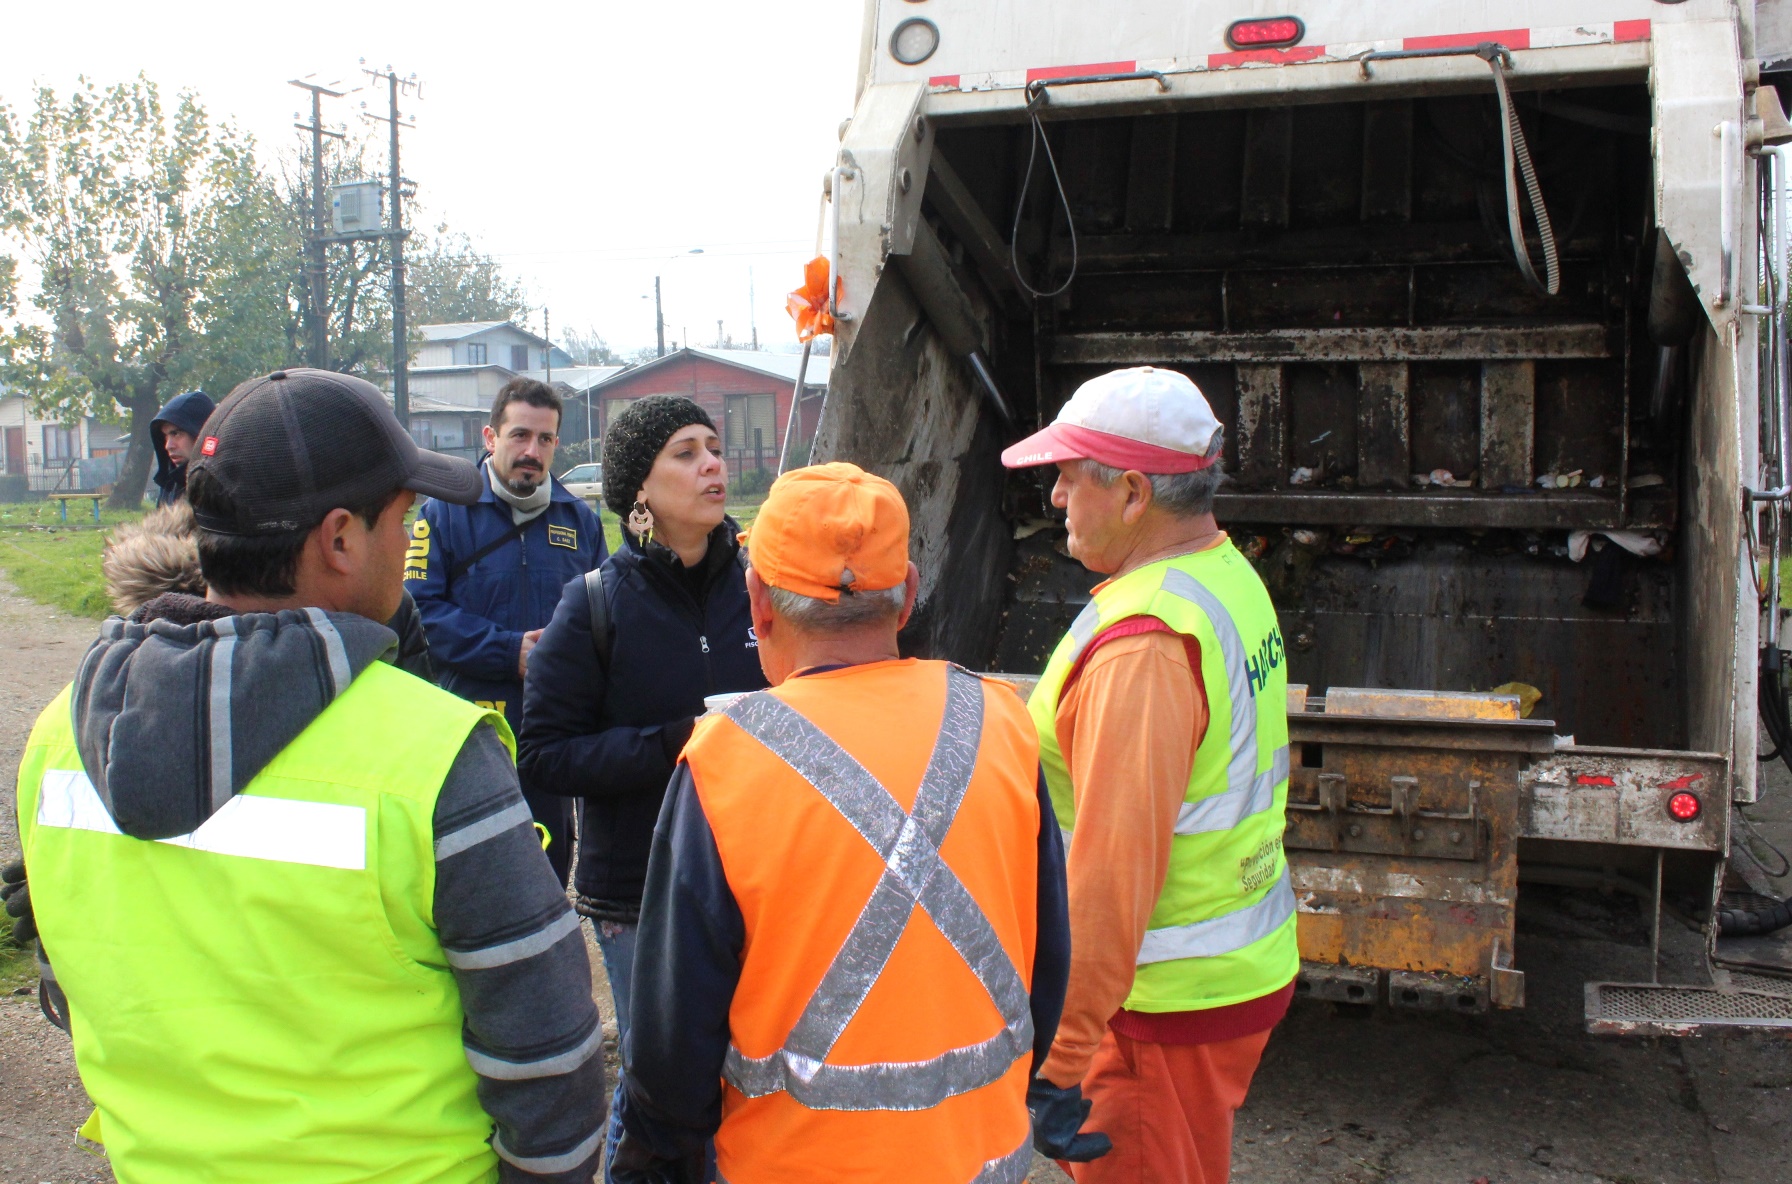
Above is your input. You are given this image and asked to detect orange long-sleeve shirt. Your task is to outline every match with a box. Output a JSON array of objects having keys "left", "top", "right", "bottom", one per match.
[
  {"left": 1039, "top": 544, "right": 1294, "bottom": 1087},
  {"left": 1039, "top": 625, "right": 1206, "bottom": 1087}
]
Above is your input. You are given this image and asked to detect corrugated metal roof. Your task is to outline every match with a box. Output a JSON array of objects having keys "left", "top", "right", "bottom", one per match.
[
  {"left": 519, "top": 365, "right": 630, "bottom": 392},
  {"left": 418, "top": 321, "right": 511, "bottom": 341},
  {"left": 684, "top": 346, "right": 831, "bottom": 385},
  {"left": 587, "top": 347, "right": 830, "bottom": 393}
]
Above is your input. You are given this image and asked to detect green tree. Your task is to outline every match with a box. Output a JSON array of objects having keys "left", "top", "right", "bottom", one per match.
[
  {"left": 0, "top": 77, "right": 270, "bottom": 507},
  {"left": 406, "top": 224, "right": 530, "bottom": 326},
  {"left": 562, "top": 326, "right": 625, "bottom": 366}
]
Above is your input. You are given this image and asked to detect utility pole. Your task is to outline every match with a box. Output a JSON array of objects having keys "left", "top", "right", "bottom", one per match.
[
  {"left": 290, "top": 78, "right": 347, "bottom": 370},
  {"left": 363, "top": 64, "right": 419, "bottom": 433},
  {"left": 749, "top": 265, "right": 759, "bottom": 350},
  {"left": 655, "top": 276, "right": 666, "bottom": 357}
]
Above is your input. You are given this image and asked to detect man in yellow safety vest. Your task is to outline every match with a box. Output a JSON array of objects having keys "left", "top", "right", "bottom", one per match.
[
  {"left": 1002, "top": 366, "right": 1300, "bottom": 1184},
  {"left": 13, "top": 368, "right": 606, "bottom": 1183}
]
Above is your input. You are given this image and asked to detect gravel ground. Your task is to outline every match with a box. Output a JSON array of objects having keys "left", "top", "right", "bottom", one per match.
[{"left": 1, "top": 578, "right": 1788, "bottom": 1184}]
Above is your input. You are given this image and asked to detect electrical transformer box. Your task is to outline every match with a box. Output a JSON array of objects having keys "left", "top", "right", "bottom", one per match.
[{"left": 330, "top": 181, "right": 384, "bottom": 236}]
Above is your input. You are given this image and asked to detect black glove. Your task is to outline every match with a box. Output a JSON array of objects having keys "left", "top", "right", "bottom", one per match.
[
  {"left": 607, "top": 1129, "right": 706, "bottom": 1184},
  {"left": 1028, "top": 1076, "right": 1113, "bottom": 1163},
  {"left": 1, "top": 860, "right": 34, "bottom": 948}
]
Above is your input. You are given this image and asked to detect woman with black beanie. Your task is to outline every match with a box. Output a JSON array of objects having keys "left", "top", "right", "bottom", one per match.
[{"left": 518, "top": 395, "right": 767, "bottom": 1172}]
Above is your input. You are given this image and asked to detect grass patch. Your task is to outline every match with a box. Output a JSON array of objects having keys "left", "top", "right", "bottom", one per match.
[
  {"left": 0, "top": 502, "right": 137, "bottom": 618},
  {"left": 1, "top": 919, "right": 35, "bottom": 992}
]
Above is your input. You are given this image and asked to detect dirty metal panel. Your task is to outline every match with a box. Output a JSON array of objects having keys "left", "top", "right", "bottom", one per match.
[
  {"left": 1357, "top": 362, "right": 1411, "bottom": 490},
  {"left": 1229, "top": 267, "right": 1411, "bottom": 331},
  {"left": 1284, "top": 715, "right": 1541, "bottom": 981},
  {"left": 1533, "top": 360, "right": 1625, "bottom": 487},
  {"left": 1523, "top": 748, "right": 1726, "bottom": 851},
  {"left": 1239, "top": 107, "right": 1292, "bottom": 230},
  {"left": 1260, "top": 543, "right": 1682, "bottom": 749},
  {"left": 1359, "top": 101, "right": 1414, "bottom": 224},
  {"left": 1050, "top": 324, "right": 1610, "bottom": 365},
  {"left": 1234, "top": 364, "right": 1286, "bottom": 489},
  {"left": 1286, "top": 363, "right": 1359, "bottom": 480},
  {"left": 1584, "top": 981, "right": 1792, "bottom": 1037},
  {"left": 1325, "top": 687, "right": 1521, "bottom": 721},
  {"left": 1409, "top": 361, "right": 1482, "bottom": 483},
  {"left": 1215, "top": 491, "right": 1661, "bottom": 530},
  {"left": 1479, "top": 360, "right": 1536, "bottom": 490},
  {"left": 1289, "top": 102, "right": 1363, "bottom": 230},
  {"left": 1123, "top": 116, "right": 1178, "bottom": 234}
]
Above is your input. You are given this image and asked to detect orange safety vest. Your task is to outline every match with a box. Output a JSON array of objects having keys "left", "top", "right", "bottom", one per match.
[{"left": 684, "top": 659, "right": 1041, "bottom": 1184}]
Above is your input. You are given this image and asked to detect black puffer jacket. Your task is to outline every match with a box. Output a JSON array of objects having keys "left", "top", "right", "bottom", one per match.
[{"left": 518, "top": 519, "right": 768, "bottom": 915}]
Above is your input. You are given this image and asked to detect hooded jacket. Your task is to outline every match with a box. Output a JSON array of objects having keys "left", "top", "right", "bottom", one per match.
[
  {"left": 518, "top": 519, "right": 767, "bottom": 913},
  {"left": 99, "top": 503, "right": 435, "bottom": 681},
  {"left": 149, "top": 391, "right": 215, "bottom": 509},
  {"left": 27, "top": 593, "right": 604, "bottom": 1181}
]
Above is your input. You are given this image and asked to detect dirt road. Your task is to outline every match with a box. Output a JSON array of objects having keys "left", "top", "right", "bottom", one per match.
[{"left": 2, "top": 583, "right": 1788, "bottom": 1183}]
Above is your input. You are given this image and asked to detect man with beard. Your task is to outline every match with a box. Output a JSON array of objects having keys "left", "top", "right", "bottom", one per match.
[{"left": 409, "top": 377, "right": 607, "bottom": 883}]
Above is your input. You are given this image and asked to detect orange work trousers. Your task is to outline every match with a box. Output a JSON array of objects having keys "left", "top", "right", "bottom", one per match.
[{"left": 1060, "top": 1027, "right": 1272, "bottom": 1184}]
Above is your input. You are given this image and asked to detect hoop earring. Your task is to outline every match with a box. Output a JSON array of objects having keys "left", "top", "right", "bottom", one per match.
[{"left": 627, "top": 499, "right": 654, "bottom": 546}]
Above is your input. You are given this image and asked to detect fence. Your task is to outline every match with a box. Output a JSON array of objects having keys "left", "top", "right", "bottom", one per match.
[{"left": 17, "top": 455, "right": 126, "bottom": 494}]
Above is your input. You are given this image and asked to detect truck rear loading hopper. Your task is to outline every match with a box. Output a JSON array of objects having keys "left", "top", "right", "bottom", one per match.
[{"left": 808, "top": 2, "right": 1792, "bottom": 1032}]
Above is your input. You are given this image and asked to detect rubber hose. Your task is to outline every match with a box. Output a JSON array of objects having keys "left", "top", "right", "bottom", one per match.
[{"left": 1716, "top": 897, "right": 1792, "bottom": 937}]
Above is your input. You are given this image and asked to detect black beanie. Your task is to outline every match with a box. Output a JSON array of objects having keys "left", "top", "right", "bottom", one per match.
[{"left": 602, "top": 394, "right": 718, "bottom": 516}]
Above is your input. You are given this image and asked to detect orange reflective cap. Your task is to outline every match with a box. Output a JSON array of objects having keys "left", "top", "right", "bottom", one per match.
[
  {"left": 786, "top": 256, "right": 837, "bottom": 343},
  {"left": 740, "top": 462, "right": 909, "bottom": 603}
]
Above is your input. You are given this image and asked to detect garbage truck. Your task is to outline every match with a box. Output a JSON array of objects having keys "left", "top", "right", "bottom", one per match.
[{"left": 811, "top": 0, "right": 1792, "bottom": 1033}]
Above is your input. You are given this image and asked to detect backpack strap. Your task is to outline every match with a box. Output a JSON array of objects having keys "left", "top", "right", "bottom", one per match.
[
  {"left": 584, "top": 566, "right": 613, "bottom": 673},
  {"left": 448, "top": 522, "right": 527, "bottom": 582}
]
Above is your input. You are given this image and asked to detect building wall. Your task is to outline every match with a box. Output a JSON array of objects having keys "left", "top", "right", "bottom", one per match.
[
  {"left": 409, "top": 368, "right": 513, "bottom": 408},
  {"left": 417, "top": 326, "right": 570, "bottom": 372},
  {"left": 1, "top": 395, "right": 122, "bottom": 492},
  {"left": 595, "top": 356, "right": 823, "bottom": 473}
]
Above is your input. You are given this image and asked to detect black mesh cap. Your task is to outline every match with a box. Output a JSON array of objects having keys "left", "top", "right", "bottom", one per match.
[{"left": 187, "top": 368, "right": 484, "bottom": 536}]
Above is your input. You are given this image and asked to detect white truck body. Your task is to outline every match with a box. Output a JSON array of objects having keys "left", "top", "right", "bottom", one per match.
[{"left": 814, "top": 1, "right": 1792, "bottom": 1029}]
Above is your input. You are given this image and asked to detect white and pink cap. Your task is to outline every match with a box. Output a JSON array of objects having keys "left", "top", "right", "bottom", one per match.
[{"left": 1000, "top": 366, "right": 1223, "bottom": 473}]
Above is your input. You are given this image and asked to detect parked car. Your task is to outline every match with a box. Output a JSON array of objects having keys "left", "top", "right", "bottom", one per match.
[{"left": 559, "top": 462, "right": 602, "bottom": 503}]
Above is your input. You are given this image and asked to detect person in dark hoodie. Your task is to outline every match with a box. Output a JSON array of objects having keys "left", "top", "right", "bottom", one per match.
[
  {"left": 148, "top": 388, "right": 215, "bottom": 508},
  {"left": 519, "top": 394, "right": 768, "bottom": 1180},
  {"left": 11, "top": 368, "right": 605, "bottom": 1184}
]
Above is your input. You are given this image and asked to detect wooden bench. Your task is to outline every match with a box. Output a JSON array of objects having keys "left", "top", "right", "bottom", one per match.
[{"left": 47, "top": 492, "right": 104, "bottom": 525}]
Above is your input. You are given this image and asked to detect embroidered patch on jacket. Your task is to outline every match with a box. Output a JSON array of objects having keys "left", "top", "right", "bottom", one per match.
[{"left": 547, "top": 524, "right": 578, "bottom": 549}]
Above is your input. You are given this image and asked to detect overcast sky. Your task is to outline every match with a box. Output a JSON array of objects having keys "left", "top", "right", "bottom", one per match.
[{"left": 2, "top": 1, "right": 865, "bottom": 356}]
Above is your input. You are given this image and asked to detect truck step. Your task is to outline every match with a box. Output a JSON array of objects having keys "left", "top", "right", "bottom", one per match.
[{"left": 1584, "top": 980, "right": 1792, "bottom": 1036}]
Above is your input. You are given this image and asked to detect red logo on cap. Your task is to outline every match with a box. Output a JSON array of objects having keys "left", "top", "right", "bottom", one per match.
[{"left": 200, "top": 437, "right": 219, "bottom": 457}]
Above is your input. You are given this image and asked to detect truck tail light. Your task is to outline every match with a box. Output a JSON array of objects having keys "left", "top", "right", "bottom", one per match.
[
  {"left": 1667, "top": 791, "right": 1702, "bottom": 822},
  {"left": 1226, "top": 17, "right": 1305, "bottom": 50}
]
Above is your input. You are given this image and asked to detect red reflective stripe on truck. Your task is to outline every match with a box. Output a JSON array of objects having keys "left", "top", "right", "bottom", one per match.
[
  {"left": 1026, "top": 60, "right": 1137, "bottom": 82},
  {"left": 929, "top": 74, "right": 961, "bottom": 88},
  {"left": 1405, "top": 28, "right": 1531, "bottom": 51},
  {"left": 1208, "top": 46, "right": 1327, "bottom": 68},
  {"left": 1614, "top": 19, "right": 1652, "bottom": 43}
]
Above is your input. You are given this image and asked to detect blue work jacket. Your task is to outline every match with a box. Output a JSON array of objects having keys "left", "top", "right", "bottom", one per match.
[{"left": 406, "top": 461, "right": 607, "bottom": 731}]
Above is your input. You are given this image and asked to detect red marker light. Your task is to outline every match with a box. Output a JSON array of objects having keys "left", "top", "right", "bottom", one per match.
[
  {"left": 1227, "top": 17, "right": 1306, "bottom": 50},
  {"left": 1667, "top": 791, "right": 1701, "bottom": 822}
]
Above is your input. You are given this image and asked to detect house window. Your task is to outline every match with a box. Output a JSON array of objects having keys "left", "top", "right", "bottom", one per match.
[
  {"left": 467, "top": 342, "right": 488, "bottom": 365},
  {"left": 511, "top": 345, "right": 530, "bottom": 371},
  {"left": 724, "top": 394, "right": 777, "bottom": 461},
  {"left": 42, "top": 425, "right": 80, "bottom": 461}
]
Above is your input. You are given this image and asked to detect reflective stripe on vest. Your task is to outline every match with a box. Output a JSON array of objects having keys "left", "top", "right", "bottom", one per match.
[
  {"left": 37, "top": 769, "right": 367, "bottom": 870},
  {"left": 716, "top": 1134, "right": 1031, "bottom": 1184},
  {"left": 1136, "top": 865, "right": 1296, "bottom": 966},
  {"left": 1053, "top": 566, "right": 1289, "bottom": 843},
  {"left": 718, "top": 667, "right": 1035, "bottom": 1113}
]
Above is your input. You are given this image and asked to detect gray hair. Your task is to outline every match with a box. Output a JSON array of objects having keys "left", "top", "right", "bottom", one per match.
[
  {"left": 1082, "top": 456, "right": 1227, "bottom": 517},
  {"left": 766, "top": 582, "right": 907, "bottom": 631}
]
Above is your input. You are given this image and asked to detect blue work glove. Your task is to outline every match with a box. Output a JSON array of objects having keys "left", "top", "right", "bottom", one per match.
[
  {"left": 1, "top": 860, "right": 34, "bottom": 947},
  {"left": 1028, "top": 1076, "right": 1113, "bottom": 1162}
]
